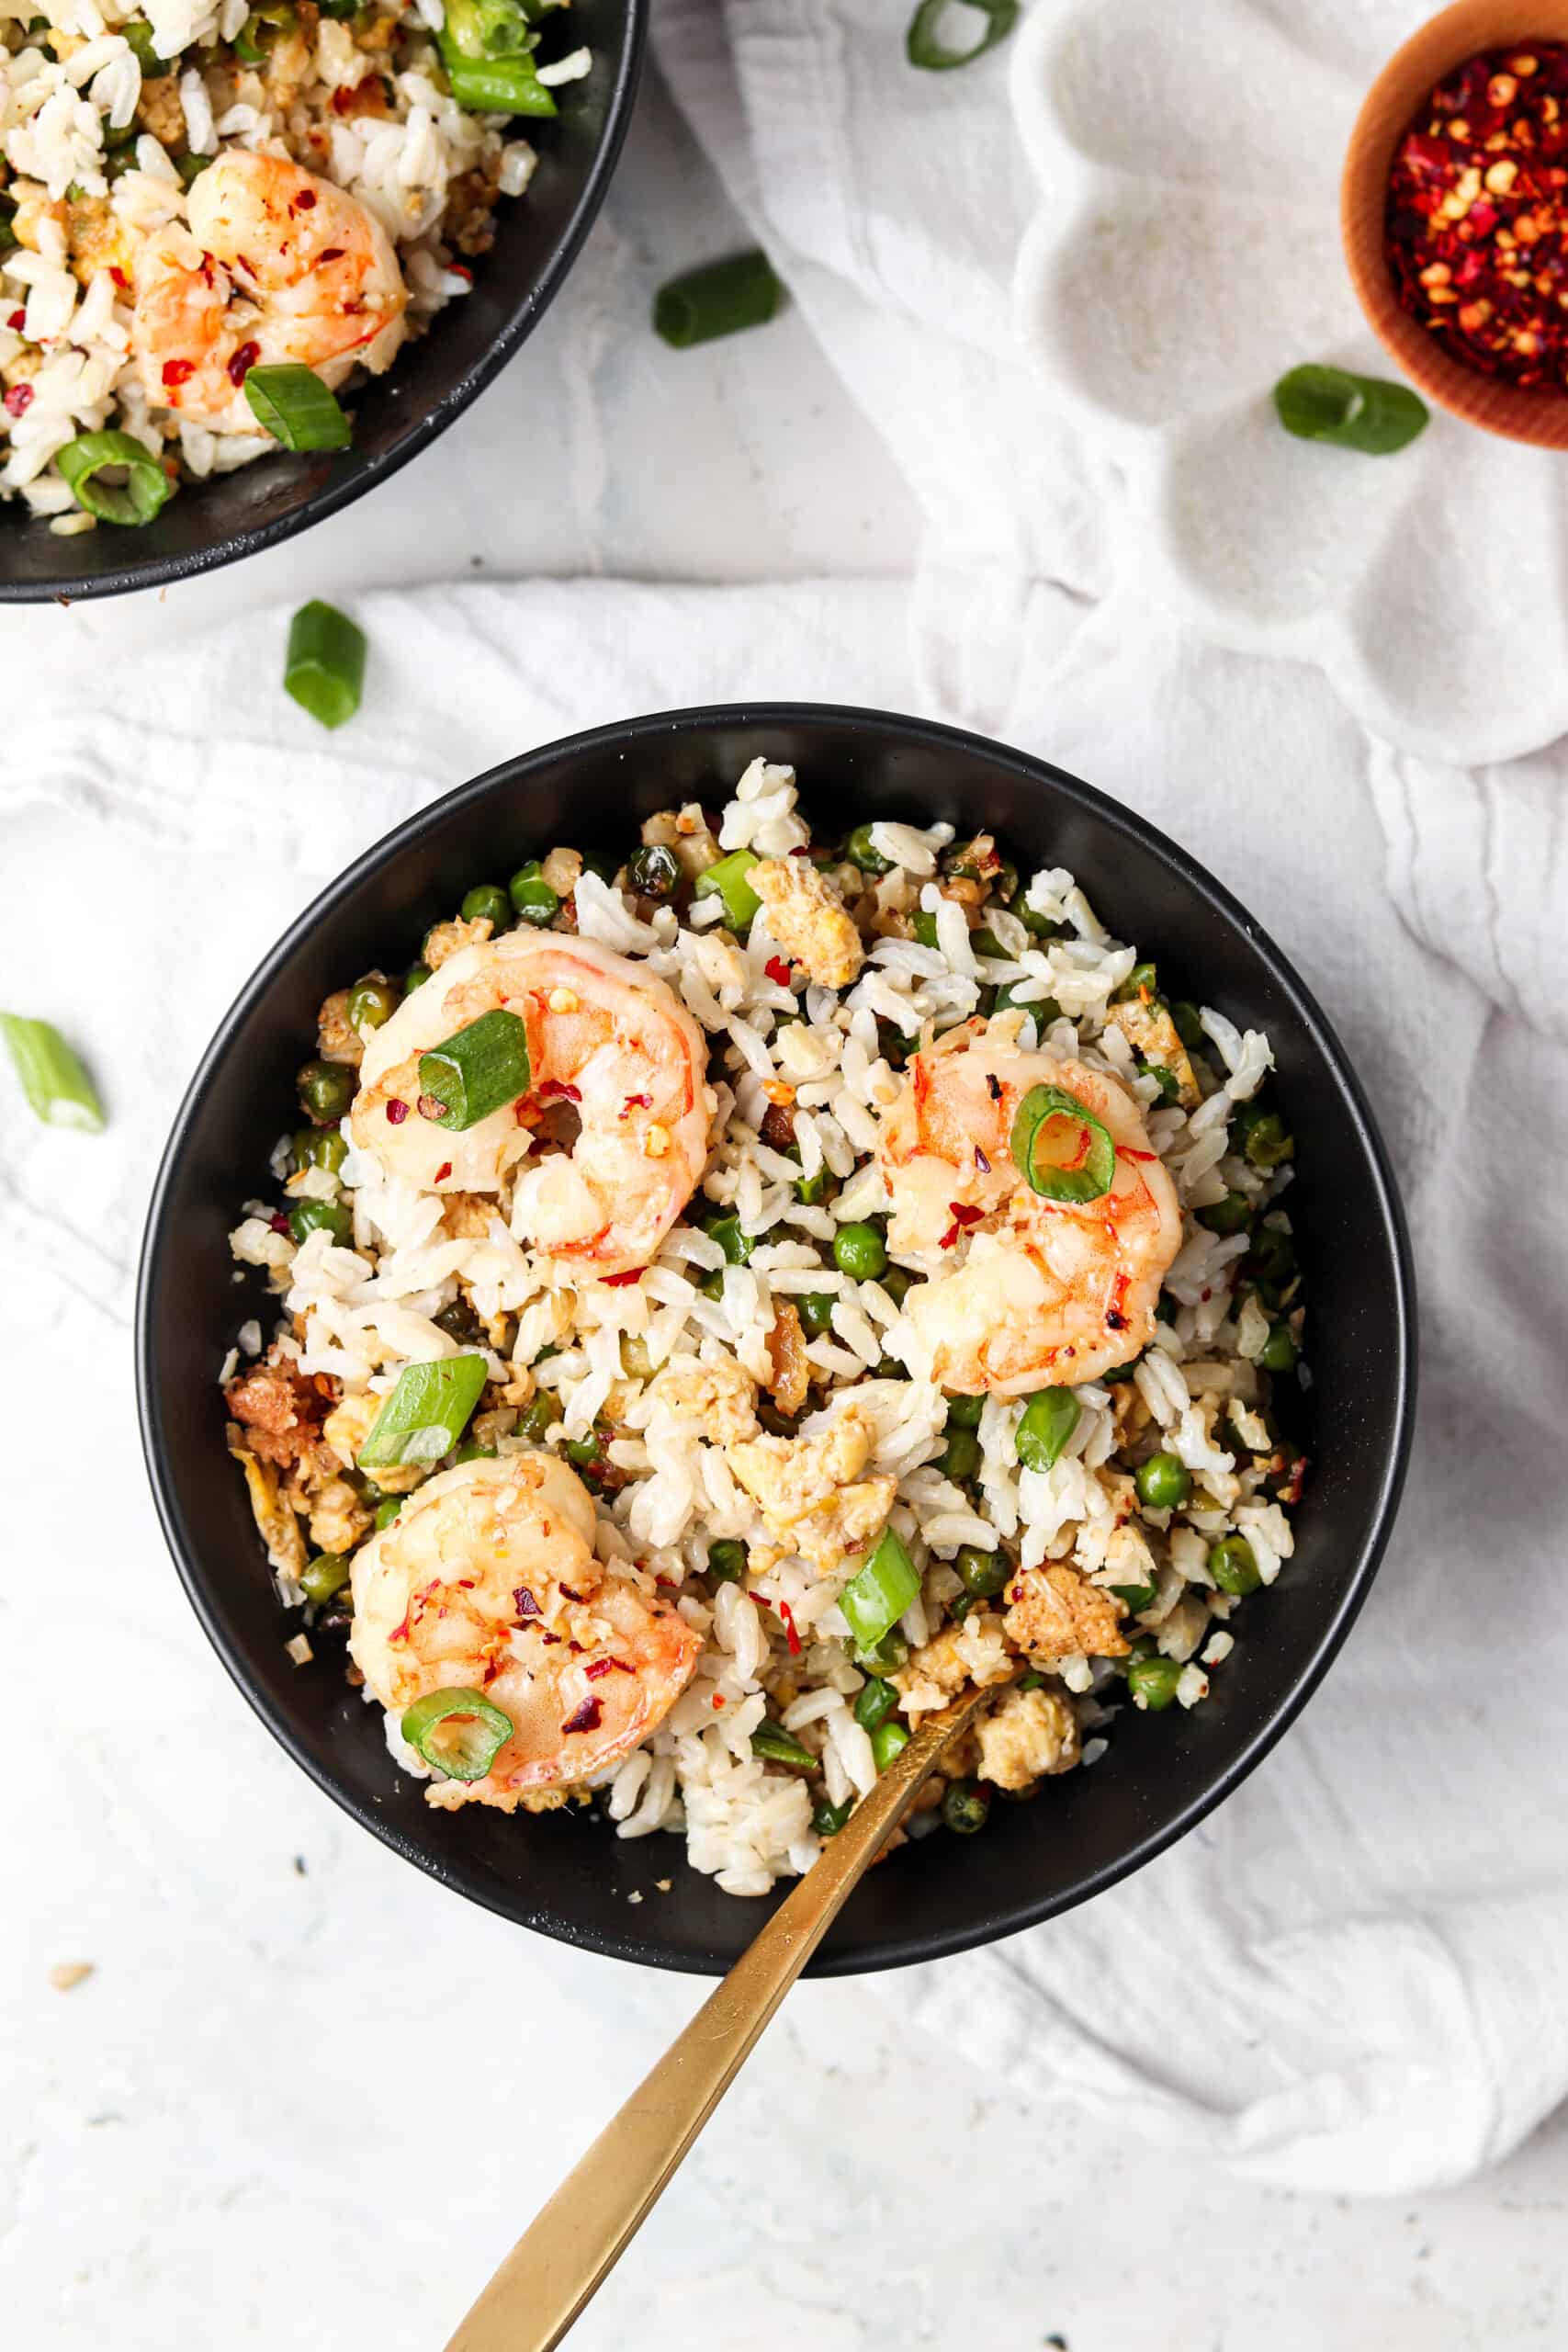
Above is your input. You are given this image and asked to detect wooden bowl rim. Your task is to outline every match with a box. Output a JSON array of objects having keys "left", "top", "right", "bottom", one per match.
[{"left": 1342, "top": 0, "right": 1568, "bottom": 447}]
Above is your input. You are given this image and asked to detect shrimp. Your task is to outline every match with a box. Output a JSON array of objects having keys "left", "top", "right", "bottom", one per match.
[
  {"left": 874, "top": 1023, "right": 1182, "bottom": 1396},
  {"left": 131, "top": 150, "right": 407, "bottom": 434},
  {"left": 349, "top": 1452, "right": 703, "bottom": 1809},
  {"left": 349, "top": 931, "right": 713, "bottom": 1277}
]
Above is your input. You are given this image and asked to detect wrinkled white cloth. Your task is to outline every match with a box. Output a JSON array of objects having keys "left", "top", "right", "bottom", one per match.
[{"left": 5, "top": 0, "right": 1568, "bottom": 2211}]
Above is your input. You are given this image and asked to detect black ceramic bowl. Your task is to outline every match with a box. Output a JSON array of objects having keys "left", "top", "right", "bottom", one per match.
[
  {"left": 0, "top": 0, "right": 642, "bottom": 604},
  {"left": 137, "top": 705, "right": 1416, "bottom": 1976}
]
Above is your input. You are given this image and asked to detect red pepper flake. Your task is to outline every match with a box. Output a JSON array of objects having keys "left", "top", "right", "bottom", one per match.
[
  {"left": 1118, "top": 1145, "right": 1156, "bottom": 1162},
  {"left": 539, "top": 1079, "right": 582, "bottom": 1102},
  {"left": 269, "top": 1210, "right": 291, "bottom": 1235},
  {"left": 585, "top": 1655, "right": 634, "bottom": 1679},
  {"left": 162, "top": 357, "right": 195, "bottom": 389},
  {"left": 318, "top": 246, "right": 344, "bottom": 263},
  {"left": 513, "top": 1587, "right": 541, "bottom": 1620},
  {"left": 6, "top": 307, "right": 25, "bottom": 329},
  {"left": 450, "top": 262, "right": 473, "bottom": 282},
  {"left": 777, "top": 1600, "right": 802, "bottom": 1656},
  {"left": 711, "top": 1691, "right": 726, "bottom": 1709},
  {"left": 108, "top": 268, "right": 128, "bottom": 293},
  {"left": 558, "top": 1584, "right": 586, "bottom": 1603},
  {"left": 227, "top": 339, "right": 260, "bottom": 387},
  {"left": 788, "top": 844, "right": 810, "bottom": 857},
  {"left": 986, "top": 1073, "right": 1002, "bottom": 1102},
  {"left": 602, "top": 1267, "right": 643, "bottom": 1286},
  {"left": 538, "top": 1629, "right": 561, "bottom": 1645},
  {"left": 624, "top": 1091, "right": 652, "bottom": 1111},
  {"left": 974, "top": 1145, "right": 990, "bottom": 1172},
  {"left": 296, "top": 188, "right": 317, "bottom": 210},
  {"left": 561, "top": 1695, "right": 603, "bottom": 1735},
  {"left": 939, "top": 1200, "right": 985, "bottom": 1250},
  {"left": 1387, "top": 42, "right": 1568, "bottom": 385},
  {"left": 386, "top": 1098, "right": 409, "bottom": 1124},
  {"left": 764, "top": 956, "right": 793, "bottom": 986},
  {"left": 5, "top": 382, "right": 33, "bottom": 418},
  {"left": 434, "top": 1160, "right": 452, "bottom": 1183}
]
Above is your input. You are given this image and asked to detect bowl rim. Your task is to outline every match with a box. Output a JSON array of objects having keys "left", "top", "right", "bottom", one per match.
[
  {"left": 135, "top": 701, "right": 1418, "bottom": 1976},
  {"left": 1341, "top": 0, "right": 1568, "bottom": 447},
  {"left": 0, "top": 0, "right": 647, "bottom": 605}
]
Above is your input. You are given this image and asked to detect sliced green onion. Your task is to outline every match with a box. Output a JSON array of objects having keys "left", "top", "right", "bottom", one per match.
[
  {"left": 122, "top": 18, "right": 173, "bottom": 73},
  {"left": 1015, "top": 1387, "right": 1079, "bottom": 1474},
  {"left": 870, "top": 1717, "right": 910, "bottom": 1771},
  {"left": 812, "top": 1795, "right": 854, "bottom": 1838},
  {"left": 285, "top": 599, "right": 366, "bottom": 729},
  {"left": 373, "top": 1496, "right": 403, "bottom": 1531},
  {"left": 750, "top": 1721, "right": 817, "bottom": 1774},
  {"left": 400, "top": 1686, "right": 513, "bottom": 1780},
  {"left": 244, "top": 363, "right": 352, "bottom": 452},
  {"left": 854, "top": 1626, "right": 909, "bottom": 1675},
  {"left": 0, "top": 1014, "right": 105, "bottom": 1132},
  {"left": 299, "top": 1553, "right": 351, "bottom": 1603},
  {"left": 357, "top": 1354, "right": 489, "bottom": 1469},
  {"left": 442, "top": 44, "right": 558, "bottom": 113},
  {"left": 1010, "top": 1083, "right": 1115, "bottom": 1204},
  {"left": 853, "top": 1677, "right": 898, "bottom": 1732},
  {"left": 176, "top": 152, "right": 212, "bottom": 187},
  {"left": 693, "top": 847, "right": 762, "bottom": 932},
  {"left": 1109, "top": 1580, "right": 1157, "bottom": 1613},
  {"left": 840, "top": 1523, "right": 919, "bottom": 1653},
  {"left": 1273, "top": 364, "right": 1428, "bottom": 456},
  {"left": 906, "top": 0, "right": 1017, "bottom": 72},
  {"left": 418, "top": 1007, "right": 531, "bottom": 1130},
  {"left": 56, "top": 430, "right": 174, "bottom": 526},
  {"left": 654, "top": 251, "right": 782, "bottom": 349}
]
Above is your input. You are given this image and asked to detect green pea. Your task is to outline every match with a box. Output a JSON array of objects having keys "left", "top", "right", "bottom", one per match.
[
  {"left": 870, "top": 1717, "right": 910, "bottom": 1771},
  {"left": 1234, "top": 1102, "right": 1295, "bottom": 1172},
  {"left": 842, "top": 822, "right": 892, "bottom": 876},
  {"left": 794, "top": 1166, "right": 832, "bottom": 1205},
  {"left": 1197, "top": 1192, "right": 1252, "bottom": 1237},
  {"left": 1169, "top": 1001, "right": 1205, "bottom": 1050},
  {"left": 288, "top": 1199, "right": 352, "bottom": 1248},
  {"left": 373, "top": 1497, "right": 403, "bottom": 1532},
  {"left": 1115, "top": 960, "right": 1157, "bottom": 1002},
  {"left": 833, "top": 1222, "right": 887, "bottom": 1282},
  {"left": 1209, "top": 1535, "right": 1261, "bottom": 1595},
  {"left": 707, "top": 1213, "right": 754, "bottom": 1267},
  {"left": 797, "top": 1292, "right": 837, "bottom": 1338},
  {"left": 940, "top": 1426, "right": 980, "bottom": 1483},
  {"left": 1259, "top": 1323, "right": 1299, "bottom": 1375},
  {"left": 707, "top": 1539, "right": 747, "bottom": 1584},
  {"left": 1126, "top": 1653, "right": 1183, "bottom": 1711},
  {"left": 346, "top": 977, "right": 399, "bottom": 1036},
  {"left": 579, "top": 850, "right": 618, "bottom": 886},
  {"left": 944, "top": 1391, "right": 983, "bottom": 1430},
  {"left": 514, "top": 1391, "right": 561, "bottom": 1444},
  {"left": 878, "top": 1264, "right": 912, "bottom": 1306},
  {"left": 403, "top": 960, "right": 432, "bottom": 994},
  {"left": 297, "top": 1059, "right": 355, "bottom": 1125},
  {"left": 855, "top": 1626, "right": 909, "bottom": 1675},
  {"left": 508, "top": 861, "right": 560, "bottom": 928},
  {"left": 292, "top": 1127, "right": 347, "bottom": 1175},
  {"left": 812, "top": 1796, "right": 853, "bottom": 1838},
  {"left": 460, "top": 884, "right": 511, "bottom": 931},
  {"left": 910, "top": 910, "right": 940, "bottom": 948},
  {"left": 1016, "top": 1387, "right": 1079, "bottom": 1473},
  {"left": 299, "top": 1553, "right": 350, "bottom": 1603},
  {"left": 948, "top": 1591, "right": 976, "bottom": 1624},
  {"left": 626, "top": 842, "right": 681, "bottom": 899},
  {"left": 853, "top": 1678, "right": 898, "bottom": 1730},
  {"left": 942, "top": 1778, "right": 991, "bottom": 1835},
  {"left": 953, "top": 1545, "right": 1009, "bottom": 1600},
  {"left": 1134, "top": 1451, "right": 1190, "bottom": 1510}
]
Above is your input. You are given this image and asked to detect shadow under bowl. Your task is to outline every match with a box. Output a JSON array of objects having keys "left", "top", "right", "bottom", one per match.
[
  {"left": 1343, "top": 0, "right": 1568, "bottom": 446},
  {"left": 136, "top": 704, "right": 1416, "bottom": 1976},
  {"left": 0, "top": 0, "right": 643, "bottom": 603}
]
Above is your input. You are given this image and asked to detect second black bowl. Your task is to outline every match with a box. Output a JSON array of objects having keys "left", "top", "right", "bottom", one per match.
[
  {"left": 137, "top": 704, "right": 1416, "bottom": 1975},
  {"left": 0, "top": 0, "right": 643, "bottom": 603}
]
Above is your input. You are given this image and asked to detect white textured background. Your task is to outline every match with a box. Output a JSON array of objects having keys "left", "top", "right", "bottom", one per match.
[{"left": 4, "top": 58, "right": 1566, "bottom": 2352}]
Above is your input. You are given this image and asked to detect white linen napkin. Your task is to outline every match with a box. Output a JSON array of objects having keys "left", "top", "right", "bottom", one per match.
[{"left": 5, "top": 571, "right": 1566, "bottom": 2200}]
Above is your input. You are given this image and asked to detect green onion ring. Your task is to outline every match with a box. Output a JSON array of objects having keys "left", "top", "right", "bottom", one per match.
[
  {"left": 243, "top": 362, "right": 353, "bottom": 452},
  {"left": 1010, "top": 1083, "right": 1116, "bottom": 1204},
  {"left": 56, "top": 430, "right": 175, "bottom": 526},
  {"left": 905, "top": 0, "right": 1018, "bottom": 73},
  {"left": 400, "top": 1687, "right": 514, "bottom": 1780}
]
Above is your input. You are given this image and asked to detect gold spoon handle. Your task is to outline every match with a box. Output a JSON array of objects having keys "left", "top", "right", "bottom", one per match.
[{"left": 442, "top": 1690, "right": 981, "bottom": 2352}]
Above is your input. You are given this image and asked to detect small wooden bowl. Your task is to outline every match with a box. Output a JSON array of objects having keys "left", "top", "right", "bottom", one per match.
[{"left": 1343, "top": 0, "right": 1568, "bottom": 447}]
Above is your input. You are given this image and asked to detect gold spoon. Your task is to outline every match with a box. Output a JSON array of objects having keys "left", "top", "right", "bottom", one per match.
[{"left": 442, "top": 1686, "right": 985, "bottom": 2352}]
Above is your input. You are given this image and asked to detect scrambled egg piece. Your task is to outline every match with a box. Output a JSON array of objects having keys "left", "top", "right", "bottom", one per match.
[
  {"left": 424, "top": 914, "right": 493, "bottom": 970},
  {"left": 315, "top": 989, "right": 365, "bottom": 1068},
  {"left": 231, "top": 1444, "right": 310, "bottom": 1578},
  {"left": 652, "top": 1355, "right": 760, "bottom": 1445},
  {"left": 897, "top": 1611, "right": 1013, "bottom": 1713},
  {"left": 308, "top": 1473, "right": 372, "bottom": 1558},
  {"left": 750, "top": 858, "right": 864, "bottom": 989},
  {"left": 726, "top": 1405, "right": 894, "bottom": 1573},
  {"left": 763, "top": 1302, "right": 810, "bottom": 1418},
  {"left": 1003, "top": 1562, "right": 1129, "bottom": 1660},
  {"left": 1104, "top": 995, "right": 1199, "bottom": 1108},
  {"left": 975, "top": 1683, "right": 1080, "bottom": 1789}
]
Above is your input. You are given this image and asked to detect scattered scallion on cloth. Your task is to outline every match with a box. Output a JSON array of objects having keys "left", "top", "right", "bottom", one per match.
[
  {"left": 284, "top": 599, "right": 366, "bottom": 729},
  {"left": 653, "top": 252, "right": 782, "bottom": 350},
  {"left": 357, "top": 1354, "right": 489, "bottom": 1469},
  {"left": 57, "top": 429, "right": 174, "bottom": 526},
  {"left": 244, "top": 362, "right": 352, "bottom": 451},
  {"left": 400, "top": 1687, "right": 513, "bottom": 1779},
  {"left": 1273, "top": 364, "right": 1428, "bottom": 456},
  {"left": 418, "top": 1007, "right": 531, "bottom": 1129},
  {"left": 0, "top": 1014, "right": 105, "bottom": 1131},
  {"left": 1010, "top": 1082, "right": 1115, "bottom": 1204},
  {"left": 839, "top": 1523, "right": 919, "bottom": 1652},
  {"left": 906, "top": 0, "right": 1017, "bottom": 72}
]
